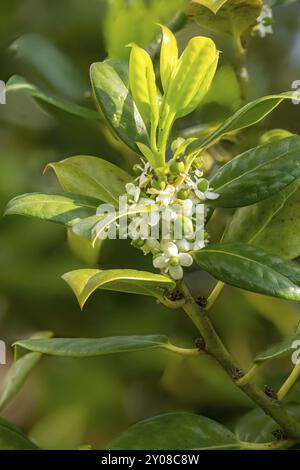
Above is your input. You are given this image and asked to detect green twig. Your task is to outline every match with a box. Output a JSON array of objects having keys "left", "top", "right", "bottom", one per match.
[
  {"left": 278, "top": 363, "right": 300, "bottom": 401},
  {"left": 180, "top": 282, "right": 300, "bottom": 441}
]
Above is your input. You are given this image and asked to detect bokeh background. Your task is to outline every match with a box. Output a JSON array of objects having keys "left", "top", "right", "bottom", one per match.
[{"left": 0, "top": 0, "right": 300, "bottom": 450}]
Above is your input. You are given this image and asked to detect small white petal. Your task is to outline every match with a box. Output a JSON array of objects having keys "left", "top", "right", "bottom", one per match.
[
  {"left": 179, "top": 253, "right": 193, "bottom": 267},
  {"left": 176, "top": 239, "right": 191, "bottom": 252},
  {"left": 205, "top": 191, "right": 219, "bottom": 200},
  {"left": 194, "top": 189, "right": 205, "bottom": 200},
  {"left": 169, "top": 265, "right": 183, "bottom": 280},
  {"left": 193, "top": 240, "right": 205, "bottom": 250},
  {"left": 125, "top": 182, "right": 135, "bottom": 195},
  {"left": 165, "top": 242, "right": 178, "bottom": 257},
  {"left": 153, "top": 255, "right": 169, "bottom": 269}
]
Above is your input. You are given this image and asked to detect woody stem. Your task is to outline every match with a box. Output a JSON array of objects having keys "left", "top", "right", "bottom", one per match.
[{"left": 180, "top": 281, "right": 300, "bottom": 441}]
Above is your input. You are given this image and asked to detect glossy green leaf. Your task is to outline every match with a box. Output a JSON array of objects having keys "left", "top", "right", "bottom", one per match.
[
  {"left": 6, "top": 76, "right": 99, "bottom": 120},
  {"left": 128, "top": 43, "right": 159, "bottom": 128},
  {"left": 188, "top": 91, "right": 300, "bottom": 155},
  {"left": 4, "top": 193, "right": 98, "bottom": 227},
  {"left": 254, "top": 331, "right": 300, "bottom": 363},
  {"left": 236, "top": 405, "right": 300, "bottom": 443},
  {"left": 62, "top": 268, "right": 175, "bottom": 308},
  {"left": 72, "top": 203, "right": 152, "bottom": 244},
  {"left": 0, "top": 331, "right": 53, "bottom": 412},
  {"left": 9, "top": 33, "right": 89, "bottom": 101},
  {"left": 0, "top": 418, "right": 39, "bottom": 450},
  {"left": 159, "top": 25, "right": 178, "bottom": 93},
  {"left": 164, "top": 36, "right": 218, "bottom": 118},
  {"left": 223, "top": 178, "right": 300, "bottom": 259},
  {"left": 209, "top": 136, "right": 300, "bottom": 208},
  {"left": 47, "top": 156, "right": 132, "bottom": 206},
  {"left": 13, "top": 335, "right": 171, "bottom": 358},
  {"left": 107, "top": 412, "right": 239, "bottom": 450},
  {"left": 193, "top": 242, "right": 300, "bottom": 301},
  {"left": 187, "top": 0, "right": 262, "bottom": 36},
  {"left": 90, "top": 60, "right": 149, "bottom": 152}
]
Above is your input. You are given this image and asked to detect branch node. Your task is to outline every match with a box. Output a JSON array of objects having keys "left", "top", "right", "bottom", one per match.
[
  {"left": 232, "top": 367, "right": 245, "bottom": 381},
  {"left": 194, "top": 336, "right": 206, "bottom": 352},
  {"left": 264, "top": 385, "right": 278, "bottom": 400},
  {"left": 195, "top": 296, "right": 207, "bottom": 309},
  {"left": 272, "top": 429, "right": 288, "bottom": 441}
]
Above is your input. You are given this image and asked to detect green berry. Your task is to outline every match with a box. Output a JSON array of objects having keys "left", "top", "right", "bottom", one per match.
[
  {"left": 132, "top": 238, "right": 145, "bottom": 248},
  {"left": 197, "top": 179, "right": 209, "bottom": 192},
  {"left": 177, "top": 189, "right": 190, "bottom": 200}
]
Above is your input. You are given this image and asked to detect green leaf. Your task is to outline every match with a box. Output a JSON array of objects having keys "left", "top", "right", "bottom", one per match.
[
  {"left": 190, "top": 0, "right": 229, "bottom": 14},
  {"left": 62, "top": 268, "right": 175, "bottom": 308},
  {"left": 6, "top": 75, "right": 100, "bottom": 120},
  {"left": 254, "top": 331, "right": 300, "bottom": 364},
  {"left": 107, "top": 412, "right": 239, "bottom": 450},
  {"left": 187, "top": 0, "right": 262, "bottom": 37},
  {"left": 128, "top": 43, "right": 159, "bottom": 130},
  {"left": 72, "top": 203, "right": 153, "bottom": 243},
  {"left": 46, "top": 156, "right": 132, "bottom": 207},
  {"left": 236, "top": 405, "right": 300, "bottom": 443},
  {"left": 0, "top": 418, "right": 39, "bottom": 450},
  {"left": 159, "top": 25, "right": 178, "bottom": 94},
  {"left": 4, "top": 193, "right": 98, "bottom": 227},
  {"left": 9, "top": 33, "right": 89, "bottom": 101},
  {"left": 90, "top": 60, "right": 149, "bottom": 153},
  {"left": 209, "top": 136, "right": 300, "bottom": 208},
  {"left": 193, "top": 242, "right": 300, "bottom": 301},
  {"left": 0, "top": 331, "right": 53, "bottom": 412},
  {"left": 188, "top": 91, "right": 300, "bottom": 155},
  {"left": 164, "top": 36, "right": 219, "bottom": 119},
  {"left": 223, "top": 178, "right": 300, "bottom": 259},
  {"left": 13, "top": 335, "right": 172, "bottom": 358}
]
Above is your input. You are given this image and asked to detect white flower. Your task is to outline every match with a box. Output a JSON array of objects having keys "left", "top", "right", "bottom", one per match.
[
  {"left": 154, "top": 185, "right": 176, "bottom": 207},
  {"left": 153, "top": 241, "right": 193, "bottom": 280},
  {"left": 254, "top": 5, "right": 273, "bottom": 38},
  {"left": 194, "top": 187, "right": 219, "bottom": 201},
  {"left": 126, "top": 182, "right": 141, "bottom": 203}
]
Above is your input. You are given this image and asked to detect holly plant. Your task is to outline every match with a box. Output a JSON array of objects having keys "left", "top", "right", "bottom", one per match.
[{"left": 3, "top": 11, "right": 300, "bottom": 450}]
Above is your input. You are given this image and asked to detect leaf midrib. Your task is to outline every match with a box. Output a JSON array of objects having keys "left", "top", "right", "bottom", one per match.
[
  {"left": 196, "top": 247, "right": 300, "bottom": 293},
  {"left": 213, "top": 146, "right": 298, "bottom": 193}
]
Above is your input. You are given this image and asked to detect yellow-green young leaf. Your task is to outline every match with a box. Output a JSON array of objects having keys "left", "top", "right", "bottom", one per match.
[
  {"left": 136, "top": 142, "right": 163, "bottom": 168},
  {"left": 165, "top": 36, "right": 218, "bottom": 119},
  {"left": 128, "top": 43, "right": 159, "bottom": 128},
  {"left": 195, "top": 0, "right": 229, "bottom": 13},
  {"left": 159, "top": 25, "right": 178, "bottom": 94},
  {"left": 187, "top": 0, "right": 262, "bottom": 37},
  {"left": 180, "top": 53, "right": 219, "bottom": 118},
  {"left": 62, "top": 268, "right": 175, "bottom": 308}
]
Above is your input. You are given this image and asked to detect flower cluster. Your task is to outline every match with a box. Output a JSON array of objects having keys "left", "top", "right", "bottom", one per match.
[{"left": 124, "top": 159, "right": 219, "bottom": 280}]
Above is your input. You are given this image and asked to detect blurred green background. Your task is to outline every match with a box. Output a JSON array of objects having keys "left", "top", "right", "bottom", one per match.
[{"left": 0, "top": 0, "right": 300, "bottom": 450}]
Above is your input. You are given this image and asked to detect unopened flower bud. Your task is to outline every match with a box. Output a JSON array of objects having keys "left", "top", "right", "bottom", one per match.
[
  {"left": 177, "top": 189, "right": 190, "bottom": 200},
  {"left": 197, "top": 178, "right": 209, "bottom": 192}
]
